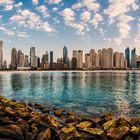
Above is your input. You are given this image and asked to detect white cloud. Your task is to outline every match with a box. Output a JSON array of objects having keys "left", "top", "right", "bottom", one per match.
[
  {"left": 43, "top": 21, "right": 55, "bottom": 32},
  {"left": 61, "top": 8, "right": 75, "bottom": 22},
  {"left": 91, "top": 13, "right": 103, "bottom": 28},
  {"left": 80, "top": 11, "right": 91, "bottom": 22},
  {"left": 17, "top": 32, "right": 29, "bottom": 38},
  {"left": 45, "top": 0, "right": 62, "bottom": 4},
  {"left": 32, "top": 0, "right": 39, "bottom": 5},
  {"left": 82, "top": 0, "right": 100, "bottom": 12},
  {"left": 0, "top": 15, "right": 3, "bottom": 20},
  {"left": 15, "top": 2, "right": 23, "bottom": 8},
  {"left": 0, "top": 26, "right": 14, "bottom": 36},
  {"left": 0, "top": 0, "right": 14, "bottom": 11},
  {"left": 114, "top": 15, "right": 134, "bottom": 44},
  {"left": 104, "top": 0, "right": 139, "bottom": 24},
  {"left": 72, "top": 2, "right": 82, "bottom": 10},
  {"left": 36, "top": 5, "right": 49, "bottom": 18}
]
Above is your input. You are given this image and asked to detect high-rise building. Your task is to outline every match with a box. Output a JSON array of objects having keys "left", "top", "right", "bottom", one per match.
[
  {"left": 50, "top": 51, "right": 53, "bottom": 69},
  {"left": 114, "top": 52, "right": 120, "bottom": 68},
  {"left": 0, "top": 41, "right": 3, "bottom": 69},
  {"left": 131, "top": 48, "right": 137, "bottom": 68},
  {"left": 42, "top": 51, "right": 49, "bottom": 69},
  {"left": 11, "top": 48, "right": 17, "bottom": 69},
  {"left": 98, "top": 49, "right": 102, "bottom": 67},
  {"left": 85, "top": 53, "right": 92, "bottom": 70},
  {"left": 89, "top": 49, "right": 95, "bottom": 69},
  {"left": 72, "top": 50, "right": 77, "bottom": 58},
  {"left": 107, "top": 48, "right": 113, "bottom": 69},
  {"left": 33, "top": 56, "right": 38, "bottom": 68},
  {"left": 120, "top": 53, "right": 125, "bottom": 68},
  {"left": 63, "top": 46, "right": 68, "bottom": 64},
  {"left": 37, "top": 57, "right": 41, "bottom": 68},
  {"left": 125, "top": 47, "right": 130, "bottom": 68},
  {"left": 77, "top": 50, "right": 83, "bottom": 69},
  {"left": 3, "top": 60, "right": 7, "bottom": 69},
  {"left": 24, "top": 55, "right": 29, "bottom": 67},
  {"left": 30, "top": 47, "right": 36, "bottom": 68},
  {"left": 17, "top": 50, "right": 24, "bottom": 67},
  {"left": 94, "top": 54, "right": 99, "bottom": 68}
]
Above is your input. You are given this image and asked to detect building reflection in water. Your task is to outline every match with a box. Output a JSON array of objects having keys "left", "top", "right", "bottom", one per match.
[
  {"left": 0, "top": 75, "right": 3, "bottom": 95},
  {"left": 11, "top": 73, "right": 24, "bottom": 92}
]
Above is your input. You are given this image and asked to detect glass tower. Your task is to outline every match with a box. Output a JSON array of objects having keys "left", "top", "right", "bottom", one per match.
[
  {"left": 63, "top": 46, "right": 68, "bottom": 64},
  {"left": 131, "top": 48, "right": 137, "bottom": 68},
  {"left": 125, "top": 47, "right": 130, "bottom": 68}
]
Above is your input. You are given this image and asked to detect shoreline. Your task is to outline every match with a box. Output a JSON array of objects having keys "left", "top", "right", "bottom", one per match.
[{"left": 0, "top": 96, "right": 139, "bottom": 140}]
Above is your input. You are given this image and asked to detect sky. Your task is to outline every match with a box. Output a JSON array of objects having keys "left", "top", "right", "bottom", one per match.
[{"left": 0, "top": 0, "right": 140, "bottom": 64}]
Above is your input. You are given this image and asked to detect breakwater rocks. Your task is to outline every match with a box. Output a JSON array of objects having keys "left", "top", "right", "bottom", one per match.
[{"left": 0, "top": 96, "right": 139, "bottom": 140}]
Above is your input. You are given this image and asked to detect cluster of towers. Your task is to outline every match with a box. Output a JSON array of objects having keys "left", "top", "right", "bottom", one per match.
[{"left": 0, "top": 40, "right": 139, "bottom": 70}]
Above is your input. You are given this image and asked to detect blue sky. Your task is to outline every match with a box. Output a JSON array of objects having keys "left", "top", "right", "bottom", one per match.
[{"left": 0, "top": 0, "right": 140, "bottom": 64}]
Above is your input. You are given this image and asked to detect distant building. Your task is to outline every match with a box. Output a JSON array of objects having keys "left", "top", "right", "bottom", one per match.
[
  {"left": 30, "top": 47, "right": 36, "bottom": 68},
  {"left": 98, "top": 49, "right": 102, "bottom": 67},
  {"left": 63, "top": 46, "right": 69, "bottom": 64},
  {"left": 131, "top": 48, "right": 137, "bottom": 68},
  {"left": 71, "top": 58, "right": 77, "bottom": 69},
  {"left": 85, "top": 53, "right": 92, "bottom": 70},
  {"left": 0, "top": 41, "right": 3, "bottom": 69},
  {"left": 17, "top": 50, "right": 24, "bottom": 67},
  {"left": 125, "top": 47, "right": 130, "bottom": 68},
  {"left": 114, "top": 52, "right": 120, "bottom": 68},
  {"left": 3, "top": 60, "right": 7, "bottom": 69},
  {"left": 42, "top": 51, "right": 49, "bottom": 69},
  {"left": 77, "top": 50, "right": 83, "bottom": 69},
  {"left": 120, "top": 53, "right": 125, "bottom": 68},
  {"left": 50, "top": 51, "right": 53, "bottom": 69},
  {"left": 11, "top": 48, "right": 18, "bottom": 69},
  {"left": 89, "top": 49, "right": 95, "bottom": 69},
  {"left": 37, "top": 57, "right": 41, "bottom": 68},
  {"left": 24, "top": 55, "right": 29, "bottom": 67}
]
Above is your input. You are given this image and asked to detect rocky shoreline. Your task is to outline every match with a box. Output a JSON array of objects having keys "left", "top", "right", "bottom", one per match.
[{"left": 0, "top": 96, "right": 139, "bottom": 140}]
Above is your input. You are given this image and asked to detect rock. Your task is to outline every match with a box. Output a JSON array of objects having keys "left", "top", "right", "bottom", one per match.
[
  {"left": 66, "top": 122, "right": 77, "bottom": 128},
  {"left": 103, "top": 119, "right": 117, "bottom": 130},
  {"left": 107, "top": 126, "right": 129, "bottom": 140},
  {"left": 24, "top": 132, "right": 37, "bottom": 140},
  {"left": 130, "top": 126, "right": 140, "bottom": 134},
  {"left": 5, "top": 107, "right": 15, "bottom": 115},
  {"left": 0, "top": 117, "right": 15, "bottom": 125},
  {"left": 103, "top": 113, "right": 115, "bottom": 121},
  {"left": 61, "top": 127, "right": 76, "bottom": 134},
  {"left": 66, "top": 116, "right": 76, "bottom": 123},
  {"left": 130, "top": 118, "right": 140, "bottom": 127},
  {"left": 81, "top": 128, "right": 104, "bottom": 135},
  {"left": 117, "top": 118, "right": 130, "bottom": 127},
  {"left": 54, "top": 109, "right": 64, "bottom": 117},
  {"left": 0, "top": 124, "right": 24, "bottom": 140},
  {"left": 76, "top": 121, "right": 92, "bottom": 129},
  {"left": 31, "top": 123, "right": 39, "bottom": 134},
  {"left": 38, "top": 128, "right": 51, "bottom": 140},
  {"left": 34, "top": 103, "right": 45, "bottom": 110}
]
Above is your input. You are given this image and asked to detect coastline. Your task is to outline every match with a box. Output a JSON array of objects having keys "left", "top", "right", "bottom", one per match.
[{"left": 0, "top": 96, "right": 139, "bottom": 140}]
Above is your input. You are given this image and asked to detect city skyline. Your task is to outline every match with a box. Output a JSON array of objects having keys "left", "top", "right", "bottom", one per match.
[
  {"left": 0, "top": 0, "right": 140, "bottom": 63},
  {"left": 0, "top": 40, "right": 139, "bottom": 70}
]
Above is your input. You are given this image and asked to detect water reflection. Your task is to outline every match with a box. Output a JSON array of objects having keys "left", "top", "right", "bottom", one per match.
[
  {"left": 11, "top": 73, "right": 24, "bottom": 92},
  {"left": 0, "top": 71, "right": 139, "bottom": 117}
]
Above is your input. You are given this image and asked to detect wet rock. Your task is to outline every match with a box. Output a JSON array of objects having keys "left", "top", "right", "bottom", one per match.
[
  {"left": 0, "top": 117, "right": 15, "bottom": 125},
  {"left": 31, "top": 123, "right": 39, "bottom": 134},
  {"left": 103, "top": 113, "right": 115, "bottom": 121},
  {"left": 107, "top": 126, "right": 129, "bottom": 140},
  {"left": 130, "top": 118, "right": 140, "bottom": 127},
  {"left": 61, "top": 126, "right": 76, "bottom": 134},
  {"left": 24, "top": 132, "right": 37, "bottom": 140},
  {"left": 54, "top": 109, "right": 64, "bottom": 117},
  {"left": 66, "top": 115, "right": 76, "bottom": 123},
  {"left": 130, "top": 126, "right": 140, "bottom": 134},
  {"left": 34, "top": 103, "right": 45, "bottom": 110},
  {"left": 66, "top": 122, "right": 77, "bottom": 128},
  {"left": 103, "top": 119, "right": 117, "bottom": 130},
  {"left": 76, "top": 121, "right": 92, "bottom": 129},
  {"left": 5, "top": 107, "right": 15, "bottom": 115},
  {"left": 81, "top": 128, "right": 104, "bottom": 135},
  {"left": 38, "top": 128, "right": 51, "bottom": 140},
  {"left": 117, "top": 118, "right": 130, "bottom": 127},
  {"left": 0, "top": 124, "right": 24, "bottom": 140}
]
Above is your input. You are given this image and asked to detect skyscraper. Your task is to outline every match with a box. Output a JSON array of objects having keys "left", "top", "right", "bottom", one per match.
[
  {"left": 17, "top": 50, "right": 24, "bottom": 67},
  {"left": 85, "top": 53, "right": 92, "bottom": 70},
  {"left": 72, "top": 50, "right": 77, "bottom": 58},
  {"left": 63, "top": 46, "right": 68, "bottom": 64},
  {"left": 50, "top": 51, "right": 53, "bottom": 69},
  {"left": 125, "top": 47, "right": 130, "bottom": 68},
  {"left": 131, "top": 48, "right": 137, "bottom": 68},
  {"left": 114, "top": 52, "right": 120, "bottom": 68},
  {"left": 42, "top": 51, "right": 49, "bottom": 69},
  {"left": 24, "top": 55, "right": 29, "bottom": 67},
  {"left": 0, "top": 41, "right": 3, "bottom": 69},
  {"left": 11, "top": 48, "right": 17, "bottom": 69},
  {"left": 77, "top": 50, "right": 83, "bottom": 69},
  {"left": 30, "top": 47, "right": 36, "bottom": 68}
]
